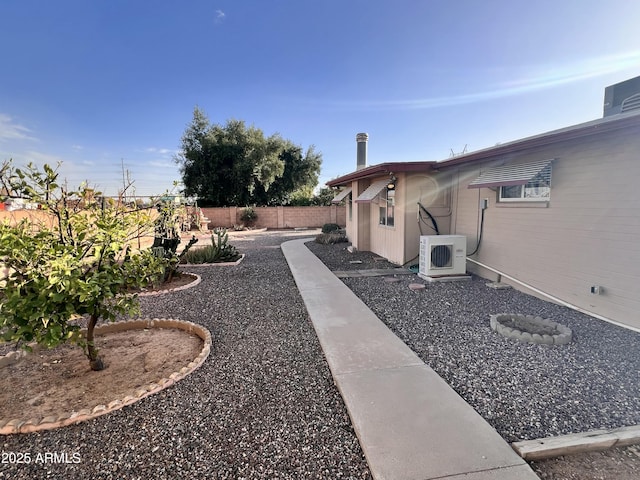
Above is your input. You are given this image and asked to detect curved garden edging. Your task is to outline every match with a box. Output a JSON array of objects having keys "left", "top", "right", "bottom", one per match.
[
  {"left": 490, "top": 313, "right": 573, "bottom": 345},
  {"left": 0, "top": 318, "right": 212, "bottom": 434},
  {"left": 179, "top": 254, "right": 245, "bottom": 268},
  {"left": 137, "top": 272, "right": 201, "bottom": 296}
]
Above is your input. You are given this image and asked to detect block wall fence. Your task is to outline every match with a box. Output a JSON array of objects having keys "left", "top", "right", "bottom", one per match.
[
  {"left": 201, "top": 205, "right": 346, "bottom": 229},
  {"left": 0, "top": 205, "right": 346, "bottom": 230}
]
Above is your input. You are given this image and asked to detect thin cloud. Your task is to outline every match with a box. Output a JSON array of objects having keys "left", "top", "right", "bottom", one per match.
[
  {"left": 0, "top": 114, "right": 38, "bottom": 142},
  {"left": 148, "top": 160, "right": 176, "bottom": 168},
  {"left": 215, "top": 9, "right": 225, "bottom": 24},
  {"left": 19, "top": 150, "right": 67, "bottom": 168},
  {"left": 145, "top": 147, "right": 174, "bottom": 155},
  {"left": 308, "top": 51, "right": 640, "bottom": 111}
]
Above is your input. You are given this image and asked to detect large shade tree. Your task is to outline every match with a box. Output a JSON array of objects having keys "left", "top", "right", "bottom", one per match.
[{"left": 175, "top": 107, "right": 322, "bottom": 206}]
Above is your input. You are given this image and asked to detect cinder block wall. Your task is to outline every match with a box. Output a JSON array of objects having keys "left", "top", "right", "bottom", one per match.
[{"left": 201, "top": 205, "right": 346, "bottom": 229}]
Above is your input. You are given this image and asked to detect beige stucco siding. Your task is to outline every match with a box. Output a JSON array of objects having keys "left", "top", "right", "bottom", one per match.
[
  {"left": 403, "top": 173, "right": 453, "bottom": 265},
  {"left": 344, "top": 181, "right": 356, "bottom": 246},
  {"left": 345, "top": 179, "right": 372, "bottom": 252},
  {"left": 451, "top": 127, "right": 640, "bottom": 329},
  {"left": 347, "top": 172, "right": 454, "bottom": 265},
  {"left": 368, "top": 174, "right": 405, "bottom": 265}
]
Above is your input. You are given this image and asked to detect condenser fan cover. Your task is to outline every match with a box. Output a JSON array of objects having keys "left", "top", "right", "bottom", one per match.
[{"left": 431, "top": 245, "right": 452, "bottom": 268}]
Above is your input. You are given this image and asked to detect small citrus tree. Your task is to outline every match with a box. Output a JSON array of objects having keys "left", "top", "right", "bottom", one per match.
[{"left": 0, "top": 161, "right": 165, "bottom": 370}]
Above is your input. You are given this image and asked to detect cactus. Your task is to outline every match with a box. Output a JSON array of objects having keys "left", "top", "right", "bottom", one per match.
[
  {"left": 180, "top": 229, "right": 241, "bottom": 264},
  {"left": 211, "top": 228, "right": 240, "bottom": 261}
]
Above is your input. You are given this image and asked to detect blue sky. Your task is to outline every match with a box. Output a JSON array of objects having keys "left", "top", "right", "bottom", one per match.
[{"left": 1, "top": 1, "right": 639, "bottom": 197}]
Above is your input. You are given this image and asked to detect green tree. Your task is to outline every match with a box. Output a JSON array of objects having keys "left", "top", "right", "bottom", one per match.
[
  {"left": 254, "top": 143, "right": 322, "bottom": 206},
  {"left": 311, "top": 186, "right": 336, "bottom": 206},
  {"left": 175, "top": 107, "right": 322, "bottom": 206},
  {"left": 0, "top": 161, "right": 165, "bottom": 371}
]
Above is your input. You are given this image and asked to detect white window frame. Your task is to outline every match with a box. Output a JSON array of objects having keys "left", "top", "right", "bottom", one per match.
[
  {"left": 378, "top": 188, "right": 395, "bottom": 227},
  {"left": 498, "top": 164, "right": 552, "bottom": 203}
]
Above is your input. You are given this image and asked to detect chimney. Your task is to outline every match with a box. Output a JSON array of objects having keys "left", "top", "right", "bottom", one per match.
[{"left": 356, "top": 133, "right": 368, "bottom": 170}]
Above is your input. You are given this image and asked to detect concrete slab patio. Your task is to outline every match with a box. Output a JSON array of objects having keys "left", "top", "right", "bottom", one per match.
[{"left": 282, "top": 238, "right": 539, "bottom": 480}]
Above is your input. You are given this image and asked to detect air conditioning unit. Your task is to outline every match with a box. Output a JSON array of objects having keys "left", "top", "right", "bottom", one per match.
[
  {"left": 418, "top": 235, "right": 467, "bottom": 278},
  {"left": 603, "top": 75, "right": 640, "bottom": 117}
]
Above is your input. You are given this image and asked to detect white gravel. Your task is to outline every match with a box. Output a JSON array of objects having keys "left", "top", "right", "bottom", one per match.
[
  {"left": 306, "top": 241, "right": 640, "bottom": 443},
  {"left": 1, "top": 231, "right": 371, "bottom": 480}
]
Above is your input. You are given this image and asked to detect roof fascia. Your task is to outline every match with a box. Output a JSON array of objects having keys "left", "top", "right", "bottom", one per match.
[
  {"left": 436, "top": 112, "right": 640, "bottom": 170},
  {"left": 327, "top": 161, "right": 436, "bottom": 187}
]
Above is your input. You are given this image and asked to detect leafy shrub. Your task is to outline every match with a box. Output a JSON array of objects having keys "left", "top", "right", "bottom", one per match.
[
  {"left": 239, "top": 206, "right": 258, "bottom": 226},
  {"left": 180, "top": 229, "right": 241, "bottom": 263},
  {"left": 315, "top": 232, "right": 348, "bottom": 244},
  {"left": 0, "top": 161, "right": 165, "bottom": 371},
  {"left": 321, "top": 223, "right": 342, "bottom": 234}
]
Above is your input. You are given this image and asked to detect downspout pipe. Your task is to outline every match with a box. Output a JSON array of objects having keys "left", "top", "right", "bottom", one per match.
[{"left": 466, "top": 257, "right": 640, "bottom": 334}]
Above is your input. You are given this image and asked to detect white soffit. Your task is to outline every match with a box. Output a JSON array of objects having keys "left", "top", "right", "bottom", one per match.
[
  {"left": 355, "top": 179, "right": 389, "bottom": 203},
  {"left": 331, "top": 187, "right": 352, "bottom": 203},
  {"left": 468, "top": 159, "right": 553, "bottom": 189}
]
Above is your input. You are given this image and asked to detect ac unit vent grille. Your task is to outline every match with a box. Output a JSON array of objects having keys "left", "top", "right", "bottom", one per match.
[
  {"left": 431, "top": 245, "right": 452, "bottom": 268},
  {"left": 621, "top": 93, "right": 640, "bottom": 113}
]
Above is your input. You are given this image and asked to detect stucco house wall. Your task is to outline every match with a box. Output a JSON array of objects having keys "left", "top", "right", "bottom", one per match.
[
  {"left": 448, "top": 125, "right": 640, "bottom": 329},
  {"left": 329, "top": 110, "right": 640, "bottom": 329},
  {"left": 403, "top": 172, "right": 454, "bottom": 265},
  {"left": 344, "top": 171, "right": 452, "bottom": 265},
  {"left": 368, "top": 173, "right": 405, "bottom": 265},
  {"left": 345, "top": 180, "right": 372, "bottom": 252}
]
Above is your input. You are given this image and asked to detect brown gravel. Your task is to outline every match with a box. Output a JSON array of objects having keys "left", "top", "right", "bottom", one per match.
[{"left": 0, "top": 230, "right": 371, "bottom": 480}]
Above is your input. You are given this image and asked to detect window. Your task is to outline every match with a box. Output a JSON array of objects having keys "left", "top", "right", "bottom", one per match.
[
  {"left": 469, "top": 159, "right": 552, "bottom": 203},
  {"left": 498, "top": 163, "right": 552, "bottom": 202},
  {"left": 379, "top": 188, "right": 395, "bottom": 226}
]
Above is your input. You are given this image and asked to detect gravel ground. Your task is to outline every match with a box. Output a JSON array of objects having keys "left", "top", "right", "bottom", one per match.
[
  {"left": 306, "top": 241, "right": 640, "bottom": 444},
  {"left": 1, "top": 231, "right": 371, "bottom": 480}
]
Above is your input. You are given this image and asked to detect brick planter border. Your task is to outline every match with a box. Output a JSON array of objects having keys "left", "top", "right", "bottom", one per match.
[
  {"left": 0, "top": 318, "right": 212, "bottom": 435},
  {"left": 490, "top": 313, "right": 572, "bottom": 345}
]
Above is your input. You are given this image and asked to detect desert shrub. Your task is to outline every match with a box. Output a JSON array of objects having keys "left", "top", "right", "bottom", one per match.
[
  {"left": 180, "top": 228, "right": 241, "bottom": 263},
  {"left": 239, "top": 206, "right": 257, "bottom": 226},
  {"left": 321, "top": 223, "right": 342, "bottom": 234},
  {"left": 315, "top": 232, "right": 348, "bottom": 244}
]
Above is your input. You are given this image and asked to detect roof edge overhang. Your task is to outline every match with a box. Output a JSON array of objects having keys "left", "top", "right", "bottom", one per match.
[
  {"left": 326, "top": 111, "right": 640, "bottom": 188},
  {"left": 436, "top": 110, "right": 640, "bottom": 171},
  {"left": 327, "top": 161, "right": 436, "bottom": 187}
]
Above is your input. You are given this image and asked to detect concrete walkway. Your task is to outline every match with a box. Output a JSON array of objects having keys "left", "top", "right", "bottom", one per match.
[{"left": 282, "top": 239, "right": 539, "bottom": 480}]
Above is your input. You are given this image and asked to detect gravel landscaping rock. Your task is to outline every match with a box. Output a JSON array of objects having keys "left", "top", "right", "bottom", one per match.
[
  {"left": 306, "top": 241, "right": 640, "bottom": 444},
  {"left": 1, "top": 231, "right": 371, "bottom": 480}
]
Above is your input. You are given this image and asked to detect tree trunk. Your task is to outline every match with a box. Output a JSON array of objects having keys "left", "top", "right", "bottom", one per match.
[{"left": 86, "top": 313, "right": 105, "bottom": 371}]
